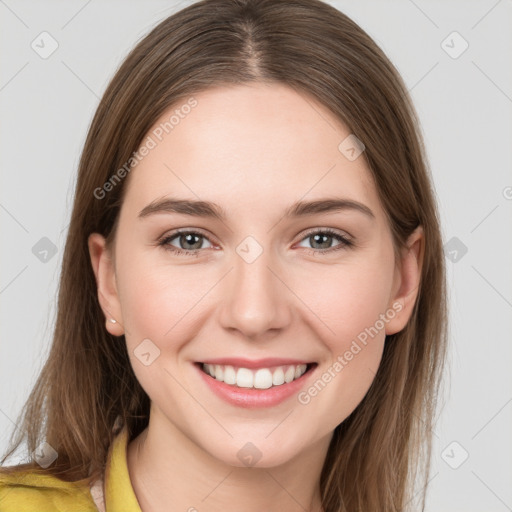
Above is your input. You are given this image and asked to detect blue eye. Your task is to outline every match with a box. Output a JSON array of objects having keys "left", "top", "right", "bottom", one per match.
[{"left": 158, "top": 227, "right": 353, "bottom": 257}]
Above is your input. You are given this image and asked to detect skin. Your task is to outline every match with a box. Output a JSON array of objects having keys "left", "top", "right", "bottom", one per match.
[{"left": 88, "top": 82, "right": 423, "bottom": 512}]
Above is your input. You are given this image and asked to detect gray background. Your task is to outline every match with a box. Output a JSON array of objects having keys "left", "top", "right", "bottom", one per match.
[{"left": 1, "top": 0, "right": 511, "bottom": 510}]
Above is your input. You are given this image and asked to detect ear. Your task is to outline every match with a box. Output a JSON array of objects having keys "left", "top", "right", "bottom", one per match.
[
  {"left": 88, "top": 233, "right": 124, "bottom": 336},
  {"left": 385, "top": 225, "right": 424, "bottom": 335}
]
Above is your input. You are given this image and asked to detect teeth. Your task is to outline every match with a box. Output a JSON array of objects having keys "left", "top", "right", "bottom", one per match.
[
  {"left": 254, "top": 369, "right": 273, "bottom": 389},
  {"left": 285, "top": 366, "right": 295, "bottom": 383},
  {"left": 202, "top": 363, "right": 308, "bottom": 389},
  {"left": 272, "top": 367, "right": 285, "bottom": 386},
  {"left": 223, "top": 365, "right": 237, "bottom": 385},
  {"left": 236, "top": 368, "right": 254, "bottom": 388}
]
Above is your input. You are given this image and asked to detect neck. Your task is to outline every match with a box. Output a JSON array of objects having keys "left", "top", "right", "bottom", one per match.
[{"left": 126, "top": 410, "right": 328, "bottom": 512}]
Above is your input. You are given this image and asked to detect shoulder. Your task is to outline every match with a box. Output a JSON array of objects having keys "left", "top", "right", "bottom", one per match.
[{"left": 0, "top": 469, "right": 98, "bottom": 512}]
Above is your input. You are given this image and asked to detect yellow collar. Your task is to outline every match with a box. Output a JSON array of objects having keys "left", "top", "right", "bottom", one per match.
[{"left": 101, "top": 426, "right": 141, "bottom": 511}]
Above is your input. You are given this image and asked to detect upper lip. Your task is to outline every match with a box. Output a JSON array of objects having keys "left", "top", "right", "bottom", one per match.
[{"left": 198, "top": 357, "right": 315, "bottom": 369}]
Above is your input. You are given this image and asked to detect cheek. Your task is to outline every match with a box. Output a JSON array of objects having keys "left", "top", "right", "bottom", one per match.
[
  {"left": 291, "top": 253, "right": 394, "bottom": 423},
  {"left": 114, "top": 253, "right": 208, "bottom": 402},
  {"left": 295, "top": 256, "right": 395, "bottom": 351},
  {"left": 114, "top": 246, "right": 204, "bottom": 350}
]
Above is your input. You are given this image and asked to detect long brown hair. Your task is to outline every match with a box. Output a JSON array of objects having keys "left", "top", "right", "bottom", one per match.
[{"left": 1, "top": 1, "right": 448, "bottom": 510}]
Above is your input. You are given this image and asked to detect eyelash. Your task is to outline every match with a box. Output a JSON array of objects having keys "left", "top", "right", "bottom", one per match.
[{"left": 157, "top": 227, "right": 353, "bottom": 257}]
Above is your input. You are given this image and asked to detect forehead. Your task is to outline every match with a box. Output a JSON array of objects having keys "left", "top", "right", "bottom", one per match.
[{"left": 121, "top": 83, "right": 382, "bottom": 221}]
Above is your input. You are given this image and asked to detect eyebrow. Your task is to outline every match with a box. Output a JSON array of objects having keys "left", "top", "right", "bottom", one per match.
[{"left": 138, "top": 196, "right": 375, "bottom": 221}]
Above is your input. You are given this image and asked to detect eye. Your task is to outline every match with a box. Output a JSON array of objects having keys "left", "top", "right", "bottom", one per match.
[
  {"left": 158, "top": 229, "right": 214, "bottom": 256},
  {"left": 296, "top": 228, "right": 353, "bottom": 254}
]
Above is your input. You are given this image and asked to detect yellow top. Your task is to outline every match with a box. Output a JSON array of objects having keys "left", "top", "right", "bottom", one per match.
[{"left": 0, "top": 427, "right": 142, "bottom": 512}]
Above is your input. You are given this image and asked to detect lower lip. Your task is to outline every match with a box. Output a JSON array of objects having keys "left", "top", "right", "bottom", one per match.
[{"left": 194, "top": 363, "right": 317, "bottom": 409}]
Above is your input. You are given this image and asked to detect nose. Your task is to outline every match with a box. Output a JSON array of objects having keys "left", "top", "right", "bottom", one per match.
[{"left": 218, "top": 242, "right": 293, "bottom": 340}]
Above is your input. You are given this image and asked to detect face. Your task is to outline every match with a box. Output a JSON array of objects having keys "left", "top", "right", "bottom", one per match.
[{"left": 89, "top": 82, "right": 422, "bottom": 468}]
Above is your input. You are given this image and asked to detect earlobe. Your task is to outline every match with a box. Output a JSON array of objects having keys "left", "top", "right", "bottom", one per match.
[
  {"left": 87, "top": 233, "right": 124, "bottom": 336},
  {"left": 385, "top": 226, "right": 424, "bottom": 336}
]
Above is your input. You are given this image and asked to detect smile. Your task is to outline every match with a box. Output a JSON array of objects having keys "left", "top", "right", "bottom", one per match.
[{"left": 199, "top": 362, "right": 315, "bottom": 389}]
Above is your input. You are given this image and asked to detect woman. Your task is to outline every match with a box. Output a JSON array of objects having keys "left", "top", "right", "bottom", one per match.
[{"left": 0, "top": 0, "right": 448, "bottom": 510}]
